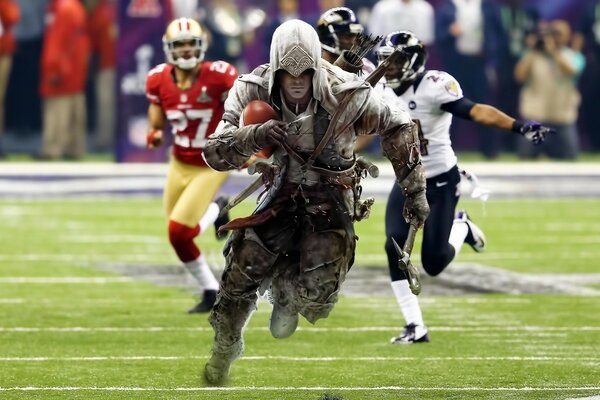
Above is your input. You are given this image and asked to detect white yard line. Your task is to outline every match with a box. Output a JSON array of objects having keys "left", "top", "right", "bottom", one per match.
[
  {"left": 0, "top": 298, "right": 24, "bottom": 303},
  {"left": 0, "top": 277, "right": 134, "bottom": 283},
  {"left": 1, "top": 326, "right": 599, "bottom": 333},
  {"left": 1, "top": 386, "right": 599, "bottom": 392},
  {"left": 0, "top": 356, "right": 598, "bottom": 362}
]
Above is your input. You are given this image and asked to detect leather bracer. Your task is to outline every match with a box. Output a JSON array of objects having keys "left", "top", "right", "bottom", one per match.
[
  {"left": 380, "top": 121, "right": 426, "bottom": 196},
  {"left": 203, "top": 124, "right": 262, "bottom": 171}
]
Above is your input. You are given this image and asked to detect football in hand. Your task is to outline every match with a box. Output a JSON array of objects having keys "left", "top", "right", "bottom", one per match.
[
  {"left": 241, "top": 100, "right": 278, "bottom": 159},
  {"left": 241, "top": 100, "right": 279, "bottom": 126}
]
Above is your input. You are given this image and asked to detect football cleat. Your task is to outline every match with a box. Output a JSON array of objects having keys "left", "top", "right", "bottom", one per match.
[
  {"left": 213, "top": 196, "right": 230, "bottom": 240},
  {"left": 455, "top": 210, "right": 486, "bottom": 252},
  {"left": 188, "top": 289, "right": 217, "bottom": 314},
  {"left": 390, "top": 323, "right": 430, "bottom": 344}
]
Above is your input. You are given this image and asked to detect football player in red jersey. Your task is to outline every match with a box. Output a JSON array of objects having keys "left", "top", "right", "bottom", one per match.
[{"left": 145, "top": 18, "right": 238, "bottom": 313}]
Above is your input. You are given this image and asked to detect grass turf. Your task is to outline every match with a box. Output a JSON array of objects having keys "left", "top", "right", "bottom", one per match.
[{"left": 1, "top": 197, "right": 599, "bottom": 399}]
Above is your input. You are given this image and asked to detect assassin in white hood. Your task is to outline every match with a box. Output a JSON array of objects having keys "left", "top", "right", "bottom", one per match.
[{"left": 202, "top": 19, "right": 429, "bottom": 384}]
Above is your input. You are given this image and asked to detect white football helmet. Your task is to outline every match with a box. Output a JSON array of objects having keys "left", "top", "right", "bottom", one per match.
[{"left": 163, "top": 18, "right": 207, "bottom": 70}]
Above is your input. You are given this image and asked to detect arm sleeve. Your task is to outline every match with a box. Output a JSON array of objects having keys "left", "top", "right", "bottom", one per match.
[
  {"left": 145, "top": 67, "right": 163, "bottom": 105},
  {"left": 440, "top": 97, "right": 476, "bottom": 120}
]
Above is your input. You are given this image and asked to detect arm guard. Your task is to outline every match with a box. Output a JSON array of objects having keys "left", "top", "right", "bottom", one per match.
[
  {"left": 203, "top": 121, "right": 263, "bottom": 171},
  {"left": 203, "top": 67, "right": 271, "bottom": 171},
  {"left": 380, "top": 121, "right": 429, "bottom": 226},
  {"left": 380, "top": 121, "right": 426, "bottom": 196}
]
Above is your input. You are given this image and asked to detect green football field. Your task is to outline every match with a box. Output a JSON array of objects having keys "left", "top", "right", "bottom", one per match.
[{"left": 1, "top": 197, "right": 600, "bottom": 399}]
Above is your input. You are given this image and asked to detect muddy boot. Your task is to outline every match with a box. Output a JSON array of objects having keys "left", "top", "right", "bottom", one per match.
[
  {"left": 204, "top": 339, "right": 243, "bottom": 385},
  {"left": 269, "top": 302, "right": 299, "bottom": 339}
]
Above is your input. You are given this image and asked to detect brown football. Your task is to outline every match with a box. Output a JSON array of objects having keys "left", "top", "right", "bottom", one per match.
[
  {"left": 241, "top": 100, "right": 278, "bottom": 158},
  {"left": 241, "top": 100, "right": 279, "bottom": 126}
]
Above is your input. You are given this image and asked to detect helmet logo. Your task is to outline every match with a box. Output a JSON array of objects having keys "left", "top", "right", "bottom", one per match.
[{"left": 280, "top": 45, "right": 314, "bottom": 77}]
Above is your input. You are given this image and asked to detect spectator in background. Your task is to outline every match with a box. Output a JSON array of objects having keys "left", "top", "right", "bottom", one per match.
[
  {"left": 38, "top": 0, "right": 90, "bottom": 160},
  {"left": 514, "top": 20, "right": 585, "bottom": 159},
  {"left": 575, "top": 0, "right": 600, "bottom": 151},
  {"left": 319, "top": 0, "right": 345, "bottom": 12},
  {"left": 367, "top": 0, "right": 434, "bottom": 45},
  {"left": 261, "top": 0, "right": 300, "bottom": 63},
  {"left": 497, "top": 0, "right": 538, "bottom": 123},
  {"left": 200, "top": 0, "right": 254, "bottom": 71},
  {"left": 0, "top": 0, "right": 19, "bottom": 158},
  {"left": 88, "top": 0, "right": 116, "bottom": 152},
  {"left": 171, "top": 0, "right": 200, "bottom": 19},
  {"left": 5, "top": 0, "right": 48, "bottom": 144},
  {"left": 436, "top": 0, "right": 505, "bottom": 159}
]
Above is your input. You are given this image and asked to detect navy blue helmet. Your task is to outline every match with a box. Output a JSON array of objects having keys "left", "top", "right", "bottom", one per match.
[
  {"left": 316, "top": 7, "right": 364, "bottom": 55},
  {"left": 376, "top": 31, "right": 427, "bottom": 88}
]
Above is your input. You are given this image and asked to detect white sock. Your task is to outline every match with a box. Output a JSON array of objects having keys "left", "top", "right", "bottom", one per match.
[
  {"left": 199, "top": 202, "right": 220, "bottom": 233},
  {"left": 391, "top": 280, "right": 425, "bottom": 327},
  {"left": 448, "top": 220, "right": 469, "bottom": 257},
  {"left": 184, "top": 254, "right": 219, "bottom": 291}
]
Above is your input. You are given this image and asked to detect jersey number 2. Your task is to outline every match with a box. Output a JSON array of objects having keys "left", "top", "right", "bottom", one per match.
[{"left": 166, "top": 109, "right": 213, "bottom": 148}]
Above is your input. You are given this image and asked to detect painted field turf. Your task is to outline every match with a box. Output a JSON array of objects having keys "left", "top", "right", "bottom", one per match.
[{"left": 1, "top": 198, "right": 599, "bottom": 399}]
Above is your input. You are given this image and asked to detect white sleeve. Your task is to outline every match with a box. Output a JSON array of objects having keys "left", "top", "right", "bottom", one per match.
[{"left": 430, "top": 71, "right": 464, "bottom": 107}]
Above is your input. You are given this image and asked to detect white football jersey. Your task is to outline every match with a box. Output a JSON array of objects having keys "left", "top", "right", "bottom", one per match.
[
  {"left": 392, "top": 70, "right": 462, "bottom": 178},
  {"left": 363, "top": 58, "right": 397, "bottom": 105}
]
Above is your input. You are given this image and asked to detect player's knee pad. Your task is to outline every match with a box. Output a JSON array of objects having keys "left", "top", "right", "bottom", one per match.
[
  {"left": 168, "top": 220, "right": 200, "bottom": 262},
  {"left": 421, "top": 252, "right": 452, "bottom": 277}
]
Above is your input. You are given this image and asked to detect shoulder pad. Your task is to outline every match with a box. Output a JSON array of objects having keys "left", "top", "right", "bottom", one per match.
[{"left": 146, "top": 64, "right": 168, "bottom": 103}]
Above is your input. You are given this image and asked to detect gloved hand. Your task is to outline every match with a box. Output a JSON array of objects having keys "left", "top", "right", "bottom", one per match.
[
  {"left": 147, "top": 129, "right": 163, "bottom": 149},
  {"left": 252, "top": 120, "right": 288, "bottom": 148},
  {"left": 513, "top": 120, "right": 555, "bottom": 145},
  {"left": 403, "top": 189, "right": 430, "bottom": 227}
]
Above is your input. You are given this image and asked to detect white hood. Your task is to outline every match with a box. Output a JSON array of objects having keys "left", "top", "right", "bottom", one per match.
[{"left": 268, "top": 19, "right": 326, "bottom": 102}]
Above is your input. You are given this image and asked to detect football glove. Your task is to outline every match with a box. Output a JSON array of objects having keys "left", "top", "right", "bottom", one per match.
[
  {"left": 147, "top": 129, "right": 163, "bottom": 149},
  {"left": 513, "top": 120, "right": 555, "bottom": 145}
]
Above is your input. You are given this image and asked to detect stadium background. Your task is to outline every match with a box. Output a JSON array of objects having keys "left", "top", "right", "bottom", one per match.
[{"left": 1, "top": 0, "right": 600, "bottom": 398}]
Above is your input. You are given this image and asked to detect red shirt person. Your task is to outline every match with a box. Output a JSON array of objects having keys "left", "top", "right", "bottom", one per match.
[
  {"left": 40, "top": 0, "right": 89, "bottom": 97},
  {"left": 38, "top": 0, "right": 90, "bottom": 159}
]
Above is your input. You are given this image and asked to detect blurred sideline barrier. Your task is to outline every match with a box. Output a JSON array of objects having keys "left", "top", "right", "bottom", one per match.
[{"left": 1, "top": 162, "right": 599, "bottom": 198}]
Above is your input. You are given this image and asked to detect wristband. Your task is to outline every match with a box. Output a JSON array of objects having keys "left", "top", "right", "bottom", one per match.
[{"left": 511, "top": 120, "right": 524, "bottom": 134}]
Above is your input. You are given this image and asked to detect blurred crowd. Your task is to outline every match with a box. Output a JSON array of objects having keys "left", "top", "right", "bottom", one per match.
[{"left": 1, "top": 0, "right": 600, "bottom": 160}]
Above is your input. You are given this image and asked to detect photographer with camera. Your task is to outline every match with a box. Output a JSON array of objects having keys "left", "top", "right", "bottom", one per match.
[{"left": 514, "top": 20, "right": 585, "bottom": 159}]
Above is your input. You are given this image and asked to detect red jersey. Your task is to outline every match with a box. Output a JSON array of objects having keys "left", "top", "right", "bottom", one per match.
[
  {"left": 40, "top": 0, "right": 90, "bottom": 97},
  {"left": 146, "top": 61, "right": 237, "bottom": 167}
]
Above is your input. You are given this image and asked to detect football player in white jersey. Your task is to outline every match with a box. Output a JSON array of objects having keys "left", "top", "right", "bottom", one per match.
[
  {"left": 376, "top": 31, "right": 553, "bottom": 344},
  {"left": 317, "top": 7, "right": 397, "bottom": 152}
]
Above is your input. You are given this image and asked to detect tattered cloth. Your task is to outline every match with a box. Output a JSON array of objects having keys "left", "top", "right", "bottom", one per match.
[{"left": 217, "top": 182, "right": 344, "bottom": 234}]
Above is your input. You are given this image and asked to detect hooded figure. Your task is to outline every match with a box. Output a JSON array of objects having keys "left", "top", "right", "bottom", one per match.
[{"left": 202, "top": 19, "right": 429, "bottom": 385}]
